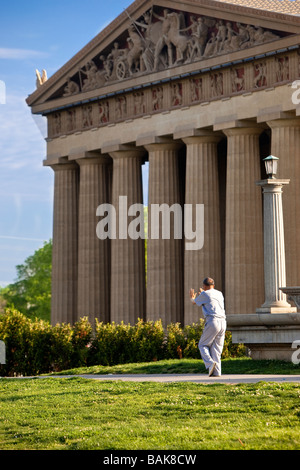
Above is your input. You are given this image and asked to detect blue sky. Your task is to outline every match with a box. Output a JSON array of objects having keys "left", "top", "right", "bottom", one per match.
[{"left": 0, "top": 0, "right": 140, "bottom": 286}]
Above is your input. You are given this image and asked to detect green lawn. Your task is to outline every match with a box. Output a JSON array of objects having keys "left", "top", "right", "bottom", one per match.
[
  {"left": 0, "top": 358, "right": 300, "bottom": 450},
  {"left": 49, "top": 357, "right": 300, "bottom": 376}
]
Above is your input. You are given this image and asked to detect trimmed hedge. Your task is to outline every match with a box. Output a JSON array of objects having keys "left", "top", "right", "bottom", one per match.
[{"left": 0, "top": 309, "right": 245, "bottom": 377}]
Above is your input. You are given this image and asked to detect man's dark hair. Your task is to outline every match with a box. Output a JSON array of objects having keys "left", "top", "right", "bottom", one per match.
[{"left": 203, "top": 277, "right": 215, "bottom": 287}]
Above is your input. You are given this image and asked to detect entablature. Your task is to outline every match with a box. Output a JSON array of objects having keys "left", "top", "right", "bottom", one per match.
[
  {"left": 27, "top": 0, "right": 300, "bottom": 116},
  {"left": 46, "top": 46, "right": 300, "bottom": 140}
]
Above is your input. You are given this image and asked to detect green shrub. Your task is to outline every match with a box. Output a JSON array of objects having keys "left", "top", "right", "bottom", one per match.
[
  {"left": 88, "top": 319, "right": 165, "bottom": 366},
  {"left": 128, "top": 318, "right": 165, "bottom": 363},
  {"left": 71, "top": 317, "right": 93, "bottom": 367},
  {"left": 183, "top": 321, "right": 204, "bottom": 358},
  {"left": 222, "top": 330, "right": 246, "bottom": 358},
  {"left": 0, "top": 309, "right": 75, "bottom": 376},
  {"left": 89, "top": 321, "right": 130, "bottom": 366},
  {"left": 0, "top": 309, "right": 31, "bottom": 376},
  {"left": 165, "top": 322, "right": 187, "bottom": 359},
  {"left": 49, "top": 322, "right": 73, "bottom": 372},
  {"left": 26, "top": 318, "right": 54, "bottom": 375},
  {"left": 0, "top": 309, "right": 246, "bottom": 376}
]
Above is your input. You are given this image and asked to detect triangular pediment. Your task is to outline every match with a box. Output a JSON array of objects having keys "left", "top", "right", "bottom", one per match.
[{"left": 27, "top": 0, "right": 300, "bottom": 114}]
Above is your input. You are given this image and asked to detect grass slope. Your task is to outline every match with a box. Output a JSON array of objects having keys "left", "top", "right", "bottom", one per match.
[
  {"left": 0, "top": 377, "right": 299, "bottom": 450},
  {"left": 0, "top": 358, "right": 300, "bottom": 450},
  {"left": 49, "top": 357, "right": 300, "bottom": 376}
]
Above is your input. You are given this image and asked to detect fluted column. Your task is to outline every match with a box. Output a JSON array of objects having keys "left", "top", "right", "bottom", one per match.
[
  {"left": 224, "top": 126, "right": 264, "bottom": 314},
  {"left": 51, "top": 162, "right": 79, "bottom": 325},
  {"left": 145, "top": 142, "right": 183, "bottom": 325},
  {"left": 109, "top": 149, "right": 146, "bottom": 324},
  {"left": 77, "top": 155, "right": 111, "bottom": 324},
  {"left": 256, "top": 178, "right": 296, "bottom": 312},
  {"left": 183, "top": 134, "right": 222, "bottom": 324},
  {"left": 267, "top": 119, "right": 300, "bottom": 285}
]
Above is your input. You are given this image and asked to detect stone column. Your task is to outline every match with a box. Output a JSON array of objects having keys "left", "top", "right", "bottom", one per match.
[
  {"left": 267, "top": 119, "right": 300, "bottom": 286},
  {"left": 182, "top": 132, "right": 223, "bottom": 325},
  {"left": 77, "top": 155, "right": 111, "bottom": 325},
  {"left": 145, "top": 142, "right": 183, "bottom": 326},
  {"left": 51, "top": 162, "right": 79, "bottom": 325},
  {"left": 256, "top": 178, "right": 296, "bottom": 313},
  {"left": 223, "top": 126, "right": 264, "bottom": 314},
  {"left": 109, "top": 148, "right": 146, "bottom": 324}
]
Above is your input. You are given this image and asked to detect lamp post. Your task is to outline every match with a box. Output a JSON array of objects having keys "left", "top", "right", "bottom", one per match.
[{"left": 256, "top": 156, "right": 297, "bottom": 313}]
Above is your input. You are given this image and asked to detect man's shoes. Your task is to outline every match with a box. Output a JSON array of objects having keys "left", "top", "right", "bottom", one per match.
[{"left": 208, "top": 362, "right": 216, "bottom": 377}]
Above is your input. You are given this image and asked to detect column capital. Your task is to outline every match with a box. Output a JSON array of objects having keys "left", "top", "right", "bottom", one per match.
[
  {"left": 76, "top": 154, "right": 112, "bottom": 166},
  {"left": 136, "top": 134, "right": 182, "bottom": 151},
  {"left": 69, "top": 149, "right": 110, "bottom": 165},
  {"left": 109, "top": 149, "right": 146, "bottom": 161},
  {"left": 102, "top": 141, "right": 146, "bottom": 157},
  {"left": 144, "top": 142, "right": 182, "bottom": 152},
  {"left": 50, "top": 161, "right": 78, "bottom": 172},
  {"left": 222, "top": 125, "right": 264, "bottom": 138},
  {"left": 214, "top": 119, "right": 266, "bottom": 134},
  {"left": 182, "top": 133, "right": 223, "bottom": 146},
  {"left": 173, "top": 127, "right": 221, "bottom": 140},
  {"left": 256, "top": 179, "right": 291, "bottom": 193},
  {"left": 266, "top": 118, "right": 300, "bottom": 130},
  {"left": 256, "top": 178, "right": 291, "bottom": 186},
  {"left": 102, "top": 143, "right": 145, "bottom": 160}
]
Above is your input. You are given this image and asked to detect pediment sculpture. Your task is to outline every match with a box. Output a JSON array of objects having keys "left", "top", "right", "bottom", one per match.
[
  {"left": 61, "top": 6, "right": 285, "bottom": 99},
  {"left": 36, "top": 69, "right": 48, "bottom": 88}
]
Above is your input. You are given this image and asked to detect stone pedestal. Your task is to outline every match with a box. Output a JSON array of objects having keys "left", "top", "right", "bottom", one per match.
[
  {"left": 280, "top": 287, "right": 300, "bottom": 310},
  {"left": 145, "top": 142, "right": 183, "bottom": 325},
  {"left": 182, "top": 133, "right": 222, "bottom": 325},
  {"left": 51, "top": 163, "right": 79, "bottom": 325},
  {"left": 109, "top": 149, "right": 146, "bottom": 324},
  {"left": 77, "top": 155, "right": 111, "bottom": 324},
  {"left": 227, "top": 313, "right": 300, "bottom": 360},
  {"left": 223, "top": 126, "right": 264, "bottom": 314}
]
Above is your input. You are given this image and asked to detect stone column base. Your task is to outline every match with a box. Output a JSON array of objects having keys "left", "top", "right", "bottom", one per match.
[{"left": 227, "top": 313, "right": 300, "bottom": 361}]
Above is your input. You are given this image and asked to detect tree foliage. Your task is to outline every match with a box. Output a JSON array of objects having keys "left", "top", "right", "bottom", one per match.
[{"left": 0, "top": 240, "right": 52, "bottom": 321}]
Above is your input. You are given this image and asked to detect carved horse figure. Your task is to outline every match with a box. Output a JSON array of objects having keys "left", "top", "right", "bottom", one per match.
[
  {"left": 166, "top": 12, "right": 188, "bottom": 65},
  {"left": 126, "top": 26, "right": 145, "bottom": 75}
]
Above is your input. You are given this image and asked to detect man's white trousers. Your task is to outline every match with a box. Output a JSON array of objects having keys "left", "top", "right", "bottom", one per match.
[{"left": 198, "top": 317, "right": 227, "bottom": 376}]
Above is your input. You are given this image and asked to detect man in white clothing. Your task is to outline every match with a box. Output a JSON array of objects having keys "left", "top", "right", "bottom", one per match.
[{"left": 189, "top": 277, "right": 226, "bottom": 377}]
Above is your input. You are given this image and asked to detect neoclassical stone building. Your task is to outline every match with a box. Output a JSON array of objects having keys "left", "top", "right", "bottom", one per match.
[{"left": 27, "top": 0, "right": 300, "bottom": 359}]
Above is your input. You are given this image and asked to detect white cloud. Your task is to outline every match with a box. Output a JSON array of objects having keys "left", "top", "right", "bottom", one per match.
[
  {"left": 0, "top": 92, "right": 46, "bottom": 171},
  {"left": 0, "top": 91, "right": 53, "bottom": 273},
  {"left": 0, "top": 236, "right": 46, "bottom": 242},
  {"left": 0, "top": 48, "right": 48, "bottom": 60}
]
